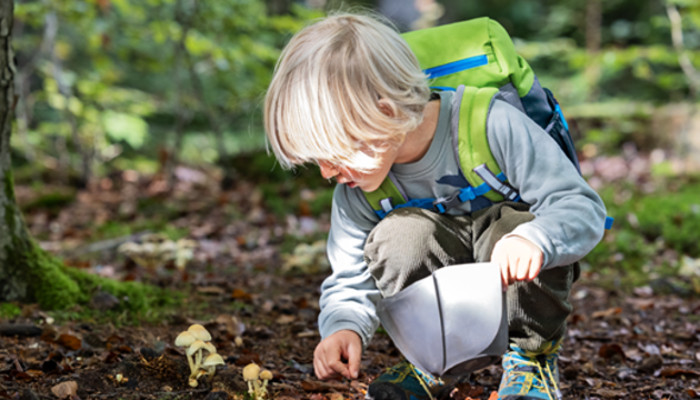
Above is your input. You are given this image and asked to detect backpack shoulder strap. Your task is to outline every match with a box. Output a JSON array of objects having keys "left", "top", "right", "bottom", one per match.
[
  {"left": 455, "top": 85, "right": 520, "bottom": 203},
  {"left": 363, "top": 172, "right": 407, "bottom": 218}
]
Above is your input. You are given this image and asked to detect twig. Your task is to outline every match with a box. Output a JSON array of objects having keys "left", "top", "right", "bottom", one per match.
[{"left": 0, "top": 323, "right": 42, "bottom": 337}]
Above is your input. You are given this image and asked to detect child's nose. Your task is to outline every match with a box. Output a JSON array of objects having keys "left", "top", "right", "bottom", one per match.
[{"left": 319, "top": 163, "right": 338, "bottom": 179}]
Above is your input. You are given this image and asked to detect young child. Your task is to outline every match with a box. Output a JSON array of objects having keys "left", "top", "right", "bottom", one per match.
[{"left": 264, "top": 12, "right": 606, "bottom": 400}]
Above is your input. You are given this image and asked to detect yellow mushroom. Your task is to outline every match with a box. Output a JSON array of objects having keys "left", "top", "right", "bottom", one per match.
[
  {"left": 259, "top": 369, "right": 273, "bottom": 397},
  {"left": 202, "top": 353, "right": 225, "bottom": 377},
  {"left": 174, "top": 331, "right": 197, "bottom": 373},
  {"left": 242, "top": 363, "right": 261, "bottom": 396},
  {"left": 187, "top": 324, "right": 212, "bottom": 342},
  {"left": 187, "top": 340, "right": 207, "bottom": 374}
]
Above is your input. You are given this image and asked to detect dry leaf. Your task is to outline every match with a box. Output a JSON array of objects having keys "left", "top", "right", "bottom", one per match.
[
  {"left": 215, "top": 314, "right": 246, "bottom": 337},
  {"left": 232, "top": 288, "right": 253, "bottom": 301},
  {"left": 51, "top": 381, "right": 78, "bottom": 398},
  {"left": 57, "top": 333, "right": 82, "bottom": 351},
  {"left": 301, "top": 379, "right": 348, "bottom": 392},
  {"left": 598, "top": 343, "right": 627, "bottom": 361},
  {"left": 591, "top": 307, "right": 622, "bottom": 319},
  {"left": 276, "top": 315, "right": 296, "bottom": 324},
  {"left": 659, "top": 368, "right": 700, "bottom": 378}
]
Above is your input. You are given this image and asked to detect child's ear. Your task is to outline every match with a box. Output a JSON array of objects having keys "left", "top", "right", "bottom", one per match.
[{"left": 377, "top": 99, "right": 395, "bottom": 118}]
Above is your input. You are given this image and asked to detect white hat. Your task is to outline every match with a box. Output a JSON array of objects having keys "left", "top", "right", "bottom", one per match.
[{"left": 376, "top": 262, "right": 507, "bottom": 377}]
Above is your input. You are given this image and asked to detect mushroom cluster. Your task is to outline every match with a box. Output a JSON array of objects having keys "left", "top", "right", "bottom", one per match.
[
  {"left": 243, "top": 362, "right": 273, "bottom": 399},
  {"left": 174, "top": 324, "right": 225, "bottom": 387},
  {"left": 118, "top": 234, "right": 197, "bottom": 271}
]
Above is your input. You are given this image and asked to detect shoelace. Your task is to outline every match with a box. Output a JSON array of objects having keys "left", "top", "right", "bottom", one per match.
[
  {"left": 510, "top": 354, "right": 561, "bottom": 400},
  {"left": 536, "top": 355, "right": 562, "bottom": 400},
  {"left": 409, "top": 364, "right": 442, "bottom": 400}
]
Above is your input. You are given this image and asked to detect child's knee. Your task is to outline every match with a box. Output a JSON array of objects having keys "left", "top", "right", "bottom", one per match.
[{"left": 365, "top": 208, "right": 440, "bottom": 258}]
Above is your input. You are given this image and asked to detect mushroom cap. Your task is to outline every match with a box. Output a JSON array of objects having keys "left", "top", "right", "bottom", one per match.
[
  {"left": 242, "top": 363, "right": 261, "bottom": 381},
  {"left": 187, "top": 324, "right": 212, "bottom": 341},
  {"left": 175, "top": 331, "right": 196, "bottom": 347},
  {"left": 187, "top": 340, "right": 206, "bottom": 356},
  {"left": 260, "top": 369, "right": 273, "bottom": 380},
  {"left": 203, "top": 342, "right": 217, "bottom": 354},
  {"left": 202, "top": 353, "right": 225, "bottom": 367}
]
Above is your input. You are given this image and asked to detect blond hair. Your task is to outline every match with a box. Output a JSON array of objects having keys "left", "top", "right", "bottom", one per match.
[{"left": 264, "top": 12, "right": 430, "bottom": 172}]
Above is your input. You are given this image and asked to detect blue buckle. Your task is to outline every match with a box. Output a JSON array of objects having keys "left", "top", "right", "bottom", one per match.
[
  {"left": 605, "top": 216, "right": 614, "bottom": 230},
  {"left": 458, "top": 187, "right": 476, "bottom": 202}
]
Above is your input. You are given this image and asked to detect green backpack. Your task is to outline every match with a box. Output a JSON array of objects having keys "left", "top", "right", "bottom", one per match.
[{"left": 363, "top": 18, "right": 613, "bottom": 228}]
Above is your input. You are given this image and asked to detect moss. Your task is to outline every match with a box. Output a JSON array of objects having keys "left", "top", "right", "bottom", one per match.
[
  {"left": 0, "top": 302, "right": 21, "bottom": 319},
  {"left": 21, "top": 190, "right": 76, "bottom": 214},
  {"left": 24, "top": 241, "right": 83, "bottom": 309},
  {"left": 62, "top": 266, "right": 180, "bottom": 312}
]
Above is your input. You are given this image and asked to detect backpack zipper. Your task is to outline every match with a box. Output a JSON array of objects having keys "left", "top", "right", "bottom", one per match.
[{"left": 424, "top": 54, "right": 488, "bottom": 79}]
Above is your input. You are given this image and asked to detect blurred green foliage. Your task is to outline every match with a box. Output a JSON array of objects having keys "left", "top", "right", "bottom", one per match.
[
  {"left": 9, "top": 0, "right": 700, "bottom": 290},
  {"left": 585, "top": 179, "right": 700, "bottom": 290},
  {"left": 12, "top": 0, "right": 321, "bottom": 179},
  {"left": 11, "top": 0, "right": 700, "bottom": 177}
]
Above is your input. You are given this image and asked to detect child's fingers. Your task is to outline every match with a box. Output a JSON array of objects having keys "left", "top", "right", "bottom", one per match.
[
  {"left": 345, "top": 339, "right": 361, "bottom": 379},
  {"left": 328, "top": 359, "right": 351, "bottom": 378},
  {"left": 527, "top": 252, "right": 544, "bottom": 281}
]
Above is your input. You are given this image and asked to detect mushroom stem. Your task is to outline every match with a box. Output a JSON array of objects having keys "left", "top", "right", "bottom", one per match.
[
  {"left": 247, "top": 381, "right": 255, "bottom": 396},
  {"left": 194, "top": 349, "right": 203, "bottom": 371},
  {"left": 186, "top": 353, "right": 196, "bottom": 375}
]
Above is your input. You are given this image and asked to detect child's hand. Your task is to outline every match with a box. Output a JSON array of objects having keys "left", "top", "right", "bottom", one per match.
[
  {"left": 491, "top": 236, "right": 544, "bottom": 287},
  {"left": 313, "top": 329, "right": 362, "bottom": 380}
]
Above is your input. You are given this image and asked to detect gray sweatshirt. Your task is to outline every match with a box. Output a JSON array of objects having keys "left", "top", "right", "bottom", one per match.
[{"left": 318, "top": 89, "right": 607, "bottom": 347}]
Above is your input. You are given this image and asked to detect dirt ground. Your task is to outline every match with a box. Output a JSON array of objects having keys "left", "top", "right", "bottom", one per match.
[{"left": 1, "top": 164, "right": 699, "bottom": 399}]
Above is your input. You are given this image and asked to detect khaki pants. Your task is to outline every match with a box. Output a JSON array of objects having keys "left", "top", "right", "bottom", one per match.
[{"left": 363, "top": 202, "right": 579, "bottom": 352}]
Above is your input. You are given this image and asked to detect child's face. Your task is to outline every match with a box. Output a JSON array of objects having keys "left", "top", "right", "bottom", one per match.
[{"left": 318, "top": 147, "right": 398, "bottom": 192}]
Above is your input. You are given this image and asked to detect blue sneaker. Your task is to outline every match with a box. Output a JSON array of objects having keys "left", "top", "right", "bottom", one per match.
[
  {"left": 366, "top": 361, "right": 443, "bottom": 400},
  {"left": 498, "top": 341, "right": 562, "bottom": 400}
]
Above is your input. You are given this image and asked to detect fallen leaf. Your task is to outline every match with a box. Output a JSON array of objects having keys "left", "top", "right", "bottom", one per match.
[
  {"left": 276, "top": 315, "right": 296, "bottom": 324},
  {"left": 197, "top": 286, "right": 226, "bottom": 295},
  {"left": 637, "top": 354, "right": 663, "bottom": 373},
  {"left": 591, "top": 307, "right": 622, "bottom": 319},
  {"left": 658, "top": 368, "right": 700, "bottom": 378},
  {"left": 232, "top": 288, "right": 253, "bottom": 301},
  {"left": 51, "top": 381, "right": 78, "bottom": 399},
  {"left": 598, "top": 343, "right": 627, "bottom": 361},
  {"left": 301, "top": 379, "right": 348, "bottom": 392},
  {"left": 593, "top": 387, "right": 628, "bottom": 398},
  {"left": 215, "top": 314, "right": 246, "bottom": 337},
  {"left": 57, "top": 333, "right": 82, "bottom": 351}
]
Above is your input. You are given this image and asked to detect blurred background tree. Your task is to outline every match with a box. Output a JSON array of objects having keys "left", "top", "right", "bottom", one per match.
[
  {"left": 11, "top": 0, "right": 700, "bottom": 181},
  {"left": 12, "top": 0, "right": 318, "bottom": 187},
  {"left": 6, "top": 0, "right": 700, "bottom": 294}
]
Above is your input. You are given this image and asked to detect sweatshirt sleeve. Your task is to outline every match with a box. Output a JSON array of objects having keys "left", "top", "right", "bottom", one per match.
[
  {"left": 318, "top": 185, "right": 382, "bottom": 348},
  {"left": 486, "top": 99, "right": 606, "bottom": 268}
]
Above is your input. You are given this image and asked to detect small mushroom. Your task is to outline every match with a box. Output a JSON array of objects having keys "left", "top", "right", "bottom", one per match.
[
  {"left": 243, "top": 363, "right": 261, "bottom": 396},
  {"left": 259, "top": 369, "right": 273, "bottom": 397},
  {"left": 202, "top": 353, "right": 225, "bottom": 377},
  {"left": 187, "top": 340, "right": 207, "bottom": 375},
  {"left": 174, "top": 331, "right": 196, "bottom": 347},
  {"left": 187, "top": 324, "right": 212, "bottom": 341},
  {"left": 203, "top": 342, "right": 217, "bottom": 355},
  {"left": 175, "top": 331, "right": 197, "bottom": 373}
]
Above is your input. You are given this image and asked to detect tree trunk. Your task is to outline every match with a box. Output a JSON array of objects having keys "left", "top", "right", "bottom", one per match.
[{"left": 0, "top": 0, "right": 82, "bottom": 308}]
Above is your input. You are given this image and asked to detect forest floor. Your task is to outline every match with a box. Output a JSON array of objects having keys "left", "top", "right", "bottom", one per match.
[{"left": 1, "top": 154, "right": 699, "bottom": 400}]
